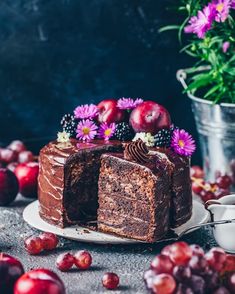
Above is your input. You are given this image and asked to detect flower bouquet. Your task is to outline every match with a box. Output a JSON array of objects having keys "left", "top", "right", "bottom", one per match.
[{"left": 163, "top": 0, "right": 235, "bottom": 183}]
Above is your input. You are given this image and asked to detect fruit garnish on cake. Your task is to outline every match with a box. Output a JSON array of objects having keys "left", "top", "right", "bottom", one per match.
[{"left": 38, "top": 98, "right": 196, "bottom": 241}]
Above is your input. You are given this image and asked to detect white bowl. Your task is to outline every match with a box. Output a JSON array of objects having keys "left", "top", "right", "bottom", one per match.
[{"left": 207, "top": 194, "right": 235, "bottom": 253}]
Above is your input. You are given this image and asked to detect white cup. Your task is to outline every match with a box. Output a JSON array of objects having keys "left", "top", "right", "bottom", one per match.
[{"left": 206, "top": 194, "right": 235, "bottom": 253}]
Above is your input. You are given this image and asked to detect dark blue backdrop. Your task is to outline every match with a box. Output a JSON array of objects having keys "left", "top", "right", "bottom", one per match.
[{"left": 0, "top": 0, "right": 200, "bottom": 163}]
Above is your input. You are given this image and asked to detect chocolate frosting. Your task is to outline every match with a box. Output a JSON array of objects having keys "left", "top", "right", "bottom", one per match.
[{"left": 124, "top": 139, "right": 149, "bottom": 163}]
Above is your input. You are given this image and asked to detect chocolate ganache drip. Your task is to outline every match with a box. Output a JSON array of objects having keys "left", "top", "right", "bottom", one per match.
[{"left": 124, "top": 139, "right": 149, "bottom": 163}]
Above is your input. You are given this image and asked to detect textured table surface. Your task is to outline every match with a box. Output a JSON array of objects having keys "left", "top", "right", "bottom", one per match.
[{"left": 0, "top": 196, "right": 217, "bottom": 294}]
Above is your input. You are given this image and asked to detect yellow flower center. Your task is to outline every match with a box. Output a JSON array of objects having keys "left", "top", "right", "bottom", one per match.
[
  {"left": 104, "top": 129, "right": 112, "bottom": 136},
  {"left": 178, "top": 140, "right": 185, "bottom": 148},
  {"left": 216, "top": 3, "right": 224, "bottom": 12},
  {"left": 82, "top": 127, "right": 90, "bottom": 135}
]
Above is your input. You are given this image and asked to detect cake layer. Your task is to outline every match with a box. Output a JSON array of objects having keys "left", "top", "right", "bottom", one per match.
[
  {"left": 97, "top": 153, "right": 172, "bottom": 242},
  {"left": 38, "top": 139, "right": 123, "bottom": 227}
]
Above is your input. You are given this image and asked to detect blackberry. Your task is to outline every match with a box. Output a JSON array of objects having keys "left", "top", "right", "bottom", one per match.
[
  {"left": 60, "top": 113, "right": 77, "bottom": 138},
  {"left": 154, "top": 128, "right": 172, "bottom": 148},
  {"left": 114, "top": 122, "right": 134, "bottom": 141}
]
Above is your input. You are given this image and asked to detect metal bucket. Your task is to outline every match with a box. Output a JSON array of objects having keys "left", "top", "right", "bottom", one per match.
[{"left": 177, "top": 67, "right": 235, "bottom": 185}]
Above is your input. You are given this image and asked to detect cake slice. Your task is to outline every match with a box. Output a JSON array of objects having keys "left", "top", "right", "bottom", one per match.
[
  {"left": 155, "top": 148, "right": 192, "bottom": 227},
  {"left": 38, "top": 139, "right": 122, "bottom": 227},
  {"left": 97, "top": 140, "right": 174, "bottom": 242}
]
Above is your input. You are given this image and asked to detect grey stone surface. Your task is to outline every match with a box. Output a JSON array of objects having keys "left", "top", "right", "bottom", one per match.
[{"left": 0, "top": 196, "right": 217, "bottom": 294}]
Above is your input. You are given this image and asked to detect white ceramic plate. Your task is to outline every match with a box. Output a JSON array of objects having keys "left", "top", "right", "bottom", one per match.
[{"left": 23, "top": 200, "right": 209, "bottom": 244}]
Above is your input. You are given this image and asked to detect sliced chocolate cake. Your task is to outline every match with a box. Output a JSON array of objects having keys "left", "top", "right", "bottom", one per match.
[
  {"left": 38, "top": 139, "right": 122, "bottom": 227},
  {"left": 38, "top": 98, "right": 196, "bottom": 241},
  {"left": 97, "top": 140, "right": 174, "bottom": 242}
]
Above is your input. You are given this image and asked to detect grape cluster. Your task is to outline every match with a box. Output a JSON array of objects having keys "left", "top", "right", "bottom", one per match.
[
  {"left": 144, "top": 242, "right": 235, "bottom": 294},
  {"left": 191, "top": 166, "right": 233, "bottom": 202}
]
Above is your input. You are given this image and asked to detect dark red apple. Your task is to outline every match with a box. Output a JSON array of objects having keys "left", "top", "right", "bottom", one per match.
[
  {"left": 14, "top": 162, "right": 39, "bottom": 198},
  {"left": 0, "top": 253, "right": 24, "bottom": 294},
  {"left": 14, "top": 269, "right": 65, "bottom": 294},
  {"left": 0, "top": 168, "right": 19, "bottom": 206},
  {"left": 97, "top": 99, "right": 125, "bottom": 124},
  {"left": 129, "top": 101, "right": 171, "bottom": 134}
]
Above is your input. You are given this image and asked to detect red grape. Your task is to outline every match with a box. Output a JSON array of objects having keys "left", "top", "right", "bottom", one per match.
[
  {"left": 161, "top": 245, "right": 172, "bottom": 257},
  {"left": 190, "top": 166, "right": 204, "bottom": 179},
  {"left": 169, "top": 242, "right": 192, "bottom": 265},
  {"left": 189, "top": 255, "right": 208, "bottom": 274},
  {"left": 144, "top": 269, "right": 156, "bottom": 290},
  {"left": 39, "top": 232, "right": 59, "bottom": 250},
  {"left": 221, "top": 255, "right": 235, "bottom": 274},
  {"left": 205, "top": 247, "right": 226, "bottom": 272},
  {"left": 215, "top": 189, "right": 230, "bottom": 199},
  {"left": 152, "top": 273, "right": 176, "bottom": 294},
  {"left": 175, "top": 283, "right": 193, "bottom": 294},
  {"left": 173, "top": 265, "right": 191, "bottom": 282},
  {"left": 102, "top": 272, "right": 119, "bottom": 290},
  {"left": 213, "top": 287, "right": 230, "bottom": 294},
  {"left": 18, "top": 151, "right": 34, "bottom": 163},
  {"left": 74, "top": 250, "right": 92, "bottom": 270},
  {"left": 216, "top": 175, "right": 232, "bottom": 189},
  {"left": 200, "top": 190, "right": 214, "bottom": 202},
  {"left": 0, "top": 149, "right": 17, "bottom": 164},
  {"left": 24, "top": 236, "right": 43, "bottom": 255},
  {"left": 56, "top": 252, "right": 74, "bottom": 272},
  {"left": 151, "top": 254, "right": 174, "bottom": 274},
  {"left": 190, "top": 244, "right": 204, "bottom": 257},
  {"left": 7, "top": 162, "right": 18, "bottom": 172},
  {"left": 227, "top": 272, "right": 235, "bottom": 293},
  {"left": 192, "top": 181, "right": 203, "bottom": 195},
  {"left": 188, "top": 275, "right": 205, "bottom": 294},
  {"left": 8, "top": 140, "right": 26, "bottom": 154}
]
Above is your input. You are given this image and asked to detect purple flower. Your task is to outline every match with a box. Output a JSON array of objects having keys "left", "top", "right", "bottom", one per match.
[
  {"left": 117, "top": 98, "right": 144, "bottom": 110},
  {"left": 232, "top": 0, "right": 235, "bottom": 9},
  {"left": 76, "top": 119, "right": 98, "bottom": 142},
  {"left": 213, "top": 0, "right": 231, "bottom": 22},
  {"left": 98, "top": 123, "right": 116, "bottom": 141},
  {"left": 184, "top": 4, "right": 216, "bottom": 38},
  {"left": 171, "top": 129, "right": 196, "bottom": 157},
  {"left": 222, "top": 41, "right": 230, "bottom": 52},
  {"left": 74, "top": 104, "right": 99, "bottom": 120}
]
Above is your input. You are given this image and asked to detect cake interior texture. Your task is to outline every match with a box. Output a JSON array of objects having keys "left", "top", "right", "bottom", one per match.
[
  {"left": 38, "top": 140, "right": 122, "bottom": 227},
  {"left": 97, "top": 153, "right": 173, "bottom": 242}
]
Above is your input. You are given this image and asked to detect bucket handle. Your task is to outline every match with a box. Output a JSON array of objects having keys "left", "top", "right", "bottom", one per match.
[{"left": 176, "top": 66, "right": 211, "bottom": 90}]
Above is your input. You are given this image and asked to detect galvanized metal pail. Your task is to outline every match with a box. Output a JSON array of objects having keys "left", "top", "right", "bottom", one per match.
[{"left": 177, "top": 67, "right": 235, "bottom": 185}]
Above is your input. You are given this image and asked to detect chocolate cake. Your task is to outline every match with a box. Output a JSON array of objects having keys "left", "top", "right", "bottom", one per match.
[
  {"left": 38, "top": 139, "right": 122, "bottom": 227},
  {"left": 38, "top": 98, "right": 195, "bottom": 242},
  {"left": 98, "top": 140, "right": 174, "bottom": 242}
]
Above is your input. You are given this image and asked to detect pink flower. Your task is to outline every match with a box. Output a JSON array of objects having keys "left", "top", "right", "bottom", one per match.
[
  {"left": 213, "top": 0, "right": 231, "bottom": 22},
  {"left": 98, "top": 123, "right": 116, "bottom": 141},
  {"left": 74, "top": 104, "right": 99, "bottom": 120},
  {"left": 184, "top": 4, "right": 216, "bottom": 38},
  {"left": 76, "top": 119, "right": 98, "bottom": 142},
  {"left": 232, "top": 0, "right": 235, "bottom": 9},
  {"left": 117, "top": 98, "right": 144, "bottom": 110},
  {"left": 222, "top": 41, "right": 230, "bottom": 52},
  {"left": 171, "top": 129, "right": 196, "bottom": 157}
]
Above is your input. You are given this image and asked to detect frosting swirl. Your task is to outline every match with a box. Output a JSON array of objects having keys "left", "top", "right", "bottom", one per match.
[{"left": 124, "top": 139, "right": 149, "bottom": 163}]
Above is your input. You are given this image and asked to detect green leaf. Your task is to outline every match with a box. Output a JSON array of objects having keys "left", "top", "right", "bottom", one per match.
[
  {"left": 224, "top": 67, "right": 235, "bottom": 76},
  {"left": 204, "top": 84, "right": 221, "bottom": 98},
  {"left": 158, "top": 25, "right": 180, "bottom": 33},
  {"left": 185, "top": 73, "right": 212, "bottom": 92}
]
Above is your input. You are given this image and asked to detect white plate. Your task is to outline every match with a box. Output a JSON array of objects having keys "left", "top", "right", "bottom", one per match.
[{"left": 23, "top": 200, "right": 209, "bottom": 244}]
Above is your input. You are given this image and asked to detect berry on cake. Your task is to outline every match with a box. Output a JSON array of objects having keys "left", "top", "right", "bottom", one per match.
[{"left": 38, "top": 98, "right": 196, "bottom": 242}]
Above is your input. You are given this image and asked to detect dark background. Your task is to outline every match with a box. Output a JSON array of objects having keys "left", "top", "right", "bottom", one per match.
[{"left": 0, "top": 0, "right": 200, "bottom": 163}]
